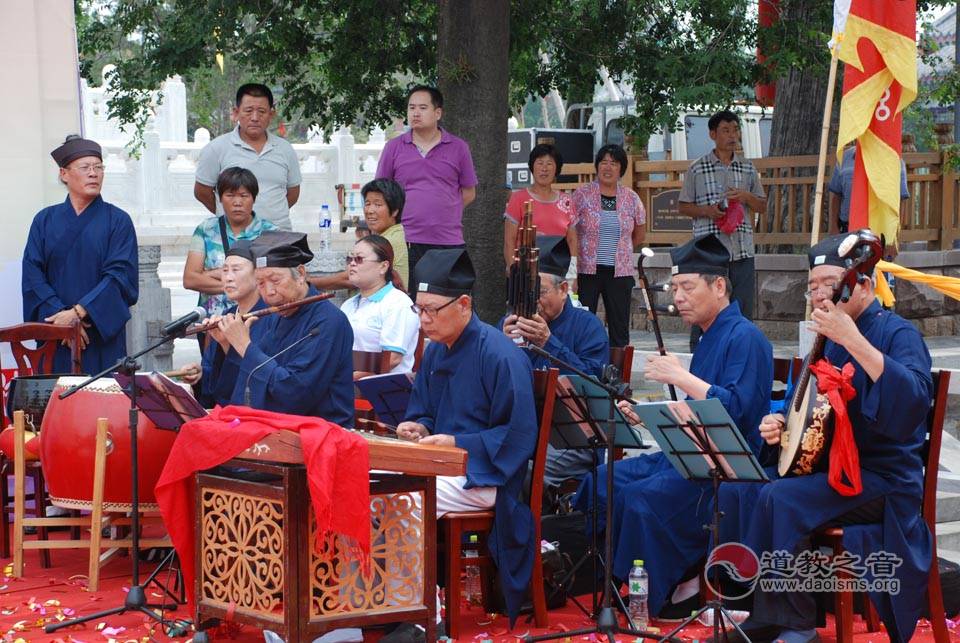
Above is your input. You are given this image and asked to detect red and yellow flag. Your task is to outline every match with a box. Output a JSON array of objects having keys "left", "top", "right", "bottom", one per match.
[{"left": 834, "top": 0, "right": 917, "bottom": 245}]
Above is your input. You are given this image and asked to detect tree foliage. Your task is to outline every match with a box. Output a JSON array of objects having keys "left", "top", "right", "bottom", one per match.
[{"left": 76, "top": 0, "right": 759, "bottom": 145}]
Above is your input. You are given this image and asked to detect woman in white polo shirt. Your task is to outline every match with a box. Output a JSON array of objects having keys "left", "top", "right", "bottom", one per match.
[{"left": 341, "top": 235, "right": 420, "bottom": 376}]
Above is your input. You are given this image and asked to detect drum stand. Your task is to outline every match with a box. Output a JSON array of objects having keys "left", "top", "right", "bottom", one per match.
[{"left": 46, "top": 335, "right": 189, "bottom": 636}]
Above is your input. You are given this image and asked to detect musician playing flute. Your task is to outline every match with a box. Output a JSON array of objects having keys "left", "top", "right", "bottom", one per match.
[
  {"left": 22, "top": 136, "right": 139, "bottom": 372},
  {"left": 396, "top": 248, "right": 539, "bottom": 627},
  {"left": 714, "top": 235, "right": 933, "bottom": 643},
  {"left": 500, "top": 235, "right": 608, "bottom": 487},
  {"left": 214, "top": 231, "right": 355, "bottom": 426},
  {"left": 182, "top": 240, "right": 267, "bottom": 406},
  {"left": 574, "top": 234, "right": 772, "bottom": 620}
]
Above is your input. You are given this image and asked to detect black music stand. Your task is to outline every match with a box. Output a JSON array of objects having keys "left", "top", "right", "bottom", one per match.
[
  {"left": 542, "top": 375, "right": 643, "bottom": 621},
  {"left": 355, "top": 372, "right": 414, "bottom": 427},
  {"left": 116, "top": 371, "right": 208, "bottom": 431},
  {"left": 522, "top": 344, "right": 658, "bottom": 643},
  {"left": 632, "top": 398, "right": 767, "bottom": 643}
]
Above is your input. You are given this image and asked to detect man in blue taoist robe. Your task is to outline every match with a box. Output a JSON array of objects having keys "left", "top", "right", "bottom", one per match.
[
  {"left": 501, "top": 235, "right": 609, "bottom": 488},
  {"left": 214, "top": 231, "right": 354, "bottom": 426},
  {"left": 22, "top": 136, "right": 139, "bottom": 373},
  {"left": 397, "top": 248, "right": 538, "bottom": 627},
  {"left": 196, "top": 240, "right": 267, "bottom": 407},
  {"left": 714, "top": 234, "right": 934, "bottom": 643},
  {"left": 573, "top": 234, "right": 773, "bottom": 620}
]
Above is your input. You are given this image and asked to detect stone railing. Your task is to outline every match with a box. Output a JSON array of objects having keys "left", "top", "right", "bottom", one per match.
[
  {"left": 97, "top": 128, "right": 384, "bottom": 238},
  {"left": 82, "top": 72, "right": 388, "bottom": 237}
]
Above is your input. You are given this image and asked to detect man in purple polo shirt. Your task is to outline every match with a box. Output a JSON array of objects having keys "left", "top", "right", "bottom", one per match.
[{"left": 376, "top": 85, "right": 478, "bottom": 287}]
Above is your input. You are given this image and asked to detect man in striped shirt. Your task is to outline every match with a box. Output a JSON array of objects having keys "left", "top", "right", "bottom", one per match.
[{"left": 678, "top": 110, "right": 766, "bottom": 349}]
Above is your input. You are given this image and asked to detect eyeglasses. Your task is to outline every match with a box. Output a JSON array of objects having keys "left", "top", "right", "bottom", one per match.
[
  {"left": 345, "top": 255, "right": 378, "bottom": 265},
  {"left": 411, "top": 297, "right": 458, "bottom": 318},
  {"left": 803, "top": 281, "right": 840, "bottom": 300},
  {"left": 71, "top": 164, "right": 105, "bottom": 174}
]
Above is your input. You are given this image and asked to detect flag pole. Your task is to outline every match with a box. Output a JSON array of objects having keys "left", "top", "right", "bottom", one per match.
[
  {"left": 811, "top": 48, "right": 840, "bottom": 247},
  {"left": 806, "top": 47, "right": 841, "bottom": 320}
]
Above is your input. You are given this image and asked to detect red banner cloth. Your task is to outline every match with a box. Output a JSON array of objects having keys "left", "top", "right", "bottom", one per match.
[
  {"left": 809, "top": 358, "right": 862, "bottom": 497},
  {"left": 154, "top": 405, "right": 370, "bottom": 606}
]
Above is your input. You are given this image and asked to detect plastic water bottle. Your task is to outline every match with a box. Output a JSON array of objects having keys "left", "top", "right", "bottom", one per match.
[
  {"left": 319, "top": 204, "right": 332, "bottom": 253},
  {"left": 464, "top": 534, "right": 481, "bottom": 607},
  {"left": 628, "top": 559, "right": 649, "bottom": 629}
]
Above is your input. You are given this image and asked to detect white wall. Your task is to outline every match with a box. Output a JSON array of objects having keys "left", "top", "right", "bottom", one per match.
[{"left": 0, "top": 0, "right": 81, "bottom": 328}]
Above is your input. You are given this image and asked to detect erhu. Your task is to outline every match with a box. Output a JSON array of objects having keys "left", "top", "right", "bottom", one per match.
[
  {"left": 507, "top": 200, "right": 540, "bottom": 325},
  {"left": 637, "top": 248, "right": 678, "bottom": 400}
]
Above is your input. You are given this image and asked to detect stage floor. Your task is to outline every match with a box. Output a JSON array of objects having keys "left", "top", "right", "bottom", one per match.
[{"left": 0, "top": 546, "right": 956, "bottom": 642}]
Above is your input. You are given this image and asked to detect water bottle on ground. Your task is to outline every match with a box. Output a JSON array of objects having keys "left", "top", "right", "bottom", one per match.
[
  {"left": 464, "top": 534, "right": 481, "bottom": 607},
  {"left": 628, "top": 559, "right": 649, "bottom": 629}
]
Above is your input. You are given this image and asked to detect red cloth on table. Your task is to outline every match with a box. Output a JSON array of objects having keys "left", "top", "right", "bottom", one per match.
[{"left": 154, "top": 404, "right": 370, "bottom": 606}]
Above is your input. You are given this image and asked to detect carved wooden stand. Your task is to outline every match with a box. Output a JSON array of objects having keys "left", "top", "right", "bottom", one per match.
[{"left": 194, "top": 460, "right": 437, "bottom": 641}]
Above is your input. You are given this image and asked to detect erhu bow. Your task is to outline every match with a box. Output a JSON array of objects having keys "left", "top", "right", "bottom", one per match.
[{"left": 637, "top": 248, "right": 678, "bottom": 401}]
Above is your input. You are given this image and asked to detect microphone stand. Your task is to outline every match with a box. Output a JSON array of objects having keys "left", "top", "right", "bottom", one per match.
[
  {"left": 46, "top": 330, "right": 189, "bottom": 635},
  {"left": 521, "top": 343, "right": 662, "bottom": 643}
]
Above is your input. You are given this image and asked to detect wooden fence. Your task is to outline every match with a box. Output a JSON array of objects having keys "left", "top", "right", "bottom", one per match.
[{"left": 556, "top": 152, "right": 960, "bottom": 250}]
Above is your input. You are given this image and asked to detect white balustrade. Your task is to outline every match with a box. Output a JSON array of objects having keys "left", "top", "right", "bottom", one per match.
[{"left": 82, "top": 72, "right": 388, "bottom": 326}]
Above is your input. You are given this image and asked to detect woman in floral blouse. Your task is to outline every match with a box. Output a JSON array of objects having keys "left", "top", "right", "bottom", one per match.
[{"left": 572, "top": 144, "right": 645, "bottom": 348}]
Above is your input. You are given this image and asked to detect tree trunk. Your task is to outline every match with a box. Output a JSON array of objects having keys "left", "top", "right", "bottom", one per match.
[
  {"left": 765, "top": 0, "right": 834, "bottom": 245},
  {"left": 437, "top": 0, "right": 510, "bottom": 323}
]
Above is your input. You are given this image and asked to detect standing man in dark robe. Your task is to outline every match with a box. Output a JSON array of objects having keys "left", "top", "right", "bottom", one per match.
[
  {"left": 573, "top": 234, "right": 773, "bottom": 620},
  {"left": 214, "top": 231, "right": 354, "bottom": 426},
  {"left": 501, "top": 235, "right": 609, "bottom": 488},
  {"left": 22, "top": 135, "right": 139, "bottom": 373},
  {"left": 715, "top": 234, "right": 934, "bottom": 643},
  {"left": 397, "top": 249, "right": 538, "bottom": 626}
]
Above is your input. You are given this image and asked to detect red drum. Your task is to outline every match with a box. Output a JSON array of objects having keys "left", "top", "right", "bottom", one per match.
[
  {"left": 40, "top": 376, "right": 178, "bottom": 511},
  {"left": 0, "top": 426, "right": 41, "bottom": 461}
]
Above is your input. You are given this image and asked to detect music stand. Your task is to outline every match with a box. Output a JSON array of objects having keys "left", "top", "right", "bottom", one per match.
[
  {"left": 631, "top": 399, "right": 768, "bottom": 643},
  {"left": 354, "top": 372, "right": 414, "bottom": 427},
  {"left": 46, "top": 331, "right": 196, "bottom": 636},
  {"left": 542, "top": 375, "right": 643, "bottom": 621},
  {"left": 116, "top": 371, "right": 208, "bottom": 430},
  {"left": 522, "top": 344, "right": 658, "bottom": 643}
]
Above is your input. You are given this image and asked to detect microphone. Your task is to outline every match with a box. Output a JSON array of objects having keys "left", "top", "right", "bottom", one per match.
[
  {"left": 243, "top": 327, "right": 322, "bottom": 407},
  {"left": 638, "top": 303, "right": 678, "bottom": 315},
  {"left": 162, "top": 306, "right": 207, "bottom": 337}
]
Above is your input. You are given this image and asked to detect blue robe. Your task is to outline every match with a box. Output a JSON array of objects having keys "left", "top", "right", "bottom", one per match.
[
  {"left": 405, "top": 314, "right": 538, "bottom": 624},
  {"left": 232, "top": 287, "right": 354, "bottom": 427},
  {"left": 499, "top": 300, "right": 609, "bottom": 379},
  {"left": 22, "top": 196, "right": 139, "bottom": 373},
  {"left": 200, "top": 298, "right": 267, "bottom": 407},
  {"left": 573, "top": 301, "right": 772, "bottom": 615},
  {"left": 717, "top": 300, "right": 933, "bottom": 642}
]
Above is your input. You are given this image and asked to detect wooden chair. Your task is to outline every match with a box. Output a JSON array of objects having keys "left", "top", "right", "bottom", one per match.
[
  {"left": 413, "top": 329, "right": 426, "bottom": 372},
  {"left": 440, "top": 368, "right": 559, "bottom": 639},
  {"left": 812, "top": 370, "right": 951, "bottom": 643},
  {"left": 352, "top": 350, "right": 392, "bottom": 428},
  {"left": 0, "top": 322, "right": 82, "bottom": 562},
  {"left": 609, "top": 345, "right": 635, "bottom": 393}
]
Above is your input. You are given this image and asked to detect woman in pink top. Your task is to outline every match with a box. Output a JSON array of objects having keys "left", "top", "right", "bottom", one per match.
[
  {"left": 572, "top": 144, "right": 645, "bottom": 348},
  {"left": 503, "top": 144, "right": 578, "bottom": 272}
]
